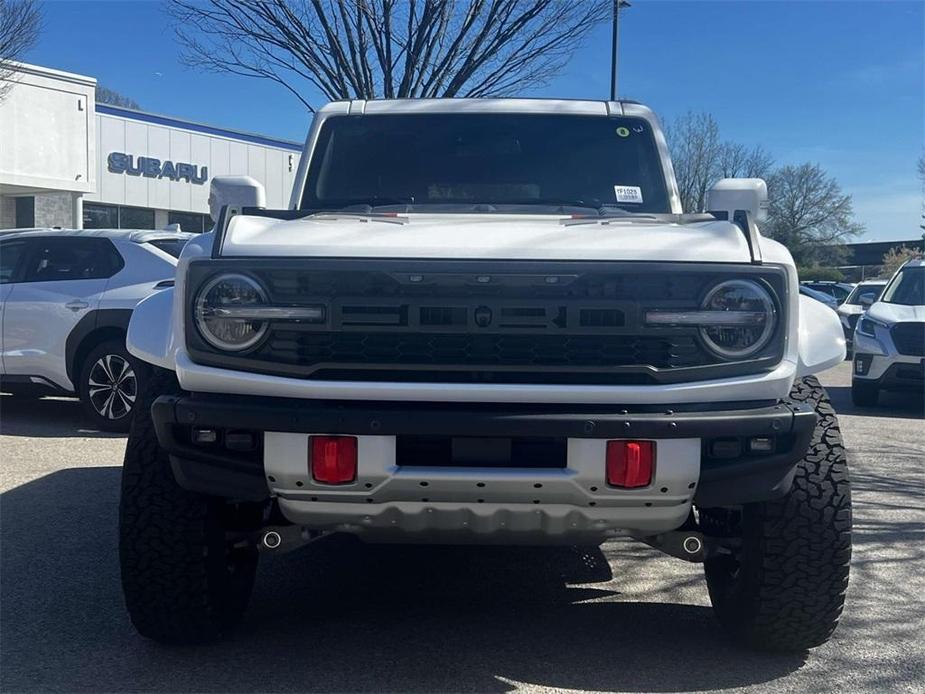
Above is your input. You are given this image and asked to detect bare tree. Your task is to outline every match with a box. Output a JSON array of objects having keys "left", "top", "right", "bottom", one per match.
[
  {"left": 167, "top": 0, "right": 609, "bottom": 111},
  {"left": 718, "top": 142, "right": 774, "bottom": 180},
  {"left": 97, "top": 85, "right": 140, "bottom": 109},
  {"left": 918, "top": 152, "right": 924, "bottom": 238},
  {"left": 0, "top": 0, "right": 42, "bottom": 101},
  {"left": 764, "top": 163, "right": 864, "bottom": 266},
  {"left": 664, "top": 111, "right": 721, "bottom": 212}
]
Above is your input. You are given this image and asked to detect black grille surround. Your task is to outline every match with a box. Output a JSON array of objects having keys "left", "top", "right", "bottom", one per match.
[
  {"left": 185, "top": 259, "right": 788, "bottom": 386},
  {"left": 891, "top": 322, "right": 925, "bottom": 357}
]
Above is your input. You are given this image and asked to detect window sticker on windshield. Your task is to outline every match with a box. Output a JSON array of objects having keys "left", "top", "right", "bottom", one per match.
[{"left": 614, "top": 185, "right": 643, "bottom": 204}]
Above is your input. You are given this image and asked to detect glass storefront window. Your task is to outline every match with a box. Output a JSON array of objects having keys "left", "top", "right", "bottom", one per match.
[
  {"left": 83, "top": 203, "right": 118, "bottom": 229},
  {"left": 83, "top": 204, "right": 211, "bottom": 232},
  {"left": 168, "top": 211, "right": 211, "bottom": 233},
  {"left": 119, "top": 206, "right": 155, "bottom": 230}
]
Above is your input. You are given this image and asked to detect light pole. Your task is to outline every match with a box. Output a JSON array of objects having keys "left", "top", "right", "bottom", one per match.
[{"left": 610, "top": 0, "right": 631, "bottom": 101}]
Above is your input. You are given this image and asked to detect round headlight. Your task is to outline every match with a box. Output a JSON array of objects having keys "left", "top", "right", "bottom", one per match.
[
  {"left": 194, "top": 273, "right": 268, "bottom": 352},
  {"left": 699, "top": 279, "right": 777, "bottom": 359}
]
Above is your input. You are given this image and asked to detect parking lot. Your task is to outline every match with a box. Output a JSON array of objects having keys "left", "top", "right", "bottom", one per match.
[{"left": 0, "top": 362, "right": 922, "bottom": 693}]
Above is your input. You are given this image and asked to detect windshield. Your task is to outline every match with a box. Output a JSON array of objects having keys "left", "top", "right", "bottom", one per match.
[
  {"left": 844, "top": 283, "right": 884, "bottom": 306},
  {"left": 300, "top": 113, "right": 670, "bottom": 214},
  {"left": 881, "top": 265, "right": 925, "bottom": 306}
]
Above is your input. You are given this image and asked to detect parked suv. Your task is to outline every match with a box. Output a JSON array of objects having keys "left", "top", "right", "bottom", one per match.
[
  {"left": 120, "top": 99, "right": 850, "bottom": 651},
  {"left": 837, "top": 279, "right": 887, "bottom": 354},
  {"left": 0, "top": 228, "right": 191, "bottom": 430},
  {"left": 799, "top": 283, "right": 838, "bottom": 310},
  {"left": 851, "top": 259, "right": 925, "bottom": 406},
  {"left": 801, "top": 280, "right": 855, "bottom": 305}
]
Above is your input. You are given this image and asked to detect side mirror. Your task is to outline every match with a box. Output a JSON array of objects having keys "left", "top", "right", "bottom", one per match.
[
  {"left": 706, "top": 178, "right": 768, "bottom": 223},
  {"left": 208, "top": 176, "right": 267, "bottom": 221},
  {"left": 859, "top": 295, "right": 874, "bottom": 308}
]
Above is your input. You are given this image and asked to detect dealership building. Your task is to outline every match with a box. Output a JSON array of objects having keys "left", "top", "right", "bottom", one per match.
[{"left": 0, "top": 62, "right": 303, "bottom": 232}]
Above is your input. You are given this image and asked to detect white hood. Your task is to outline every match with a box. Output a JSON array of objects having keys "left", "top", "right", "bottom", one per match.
[
  {"left": 867, "top": 302, "right": 925, "bottom": 324},
  {"left": 219, "top": 213, "right": 756, "bottom": 263}
]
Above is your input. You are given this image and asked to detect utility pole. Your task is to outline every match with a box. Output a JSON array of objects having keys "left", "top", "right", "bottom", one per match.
[{"left": 610, "top": 0, "right": 631, "bottom": 100}]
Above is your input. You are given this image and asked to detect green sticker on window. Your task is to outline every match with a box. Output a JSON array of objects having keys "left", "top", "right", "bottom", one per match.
[{"left": 616, "top": 127, "right": 630, "bottom": 138}]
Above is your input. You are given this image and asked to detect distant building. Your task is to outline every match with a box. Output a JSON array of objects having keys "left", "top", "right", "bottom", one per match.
[
  {"left": 1, "top": 62, "right": 303, "bottom": 232},
  {"left": 839, "top": 239, "right": 924, "bottom": 280}
]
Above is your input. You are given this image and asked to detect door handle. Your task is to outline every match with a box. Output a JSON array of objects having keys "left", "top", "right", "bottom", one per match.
[{"left": 65, "top": 300, "right": 90, "bottom": 312}]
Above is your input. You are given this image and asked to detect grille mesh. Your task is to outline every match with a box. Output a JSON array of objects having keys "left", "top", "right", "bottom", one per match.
[
  {"left": 891, "top": 322, "right": 925, "bottom": 356},
  {"left": 265, "top": 331, "right": 704, "bottom": 369}
]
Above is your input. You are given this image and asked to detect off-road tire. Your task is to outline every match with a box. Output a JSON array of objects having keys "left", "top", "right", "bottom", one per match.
[
  {"left": 702, "top": 376, "right": 851, "bottom": 652},
  {"left": 851, "top": 379, "right": 879, "bottom": 407},
  {"left": 78, "top": 340, "right": 140, "bottom": 433},
  {"left": 119, "top": 366, "right": 260, "bottom": 644}
]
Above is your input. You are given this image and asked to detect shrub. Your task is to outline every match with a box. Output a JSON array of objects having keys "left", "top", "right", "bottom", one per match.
[{"left": 797, "top": 266, "right": 845, "bottom": 282}]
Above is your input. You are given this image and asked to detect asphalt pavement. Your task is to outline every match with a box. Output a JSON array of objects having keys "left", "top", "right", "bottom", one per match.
[{"left": 1, "top": 362, "right": 922, "bottom": 693}]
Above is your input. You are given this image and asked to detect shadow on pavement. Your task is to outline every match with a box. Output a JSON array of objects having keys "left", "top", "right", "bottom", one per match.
[
  {"left": 826, "top": 386, "right": 924, "bottom": 419},
  {"left": 0, "top": 394, "right": 125, "bottom": 439},
  {"left": 0, "top": 467, "right": 808, "bottom": 693}
]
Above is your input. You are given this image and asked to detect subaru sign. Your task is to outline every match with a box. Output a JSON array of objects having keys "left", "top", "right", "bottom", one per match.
[{"left": 107, "top": 152, "right": 208, "bottom": 184}]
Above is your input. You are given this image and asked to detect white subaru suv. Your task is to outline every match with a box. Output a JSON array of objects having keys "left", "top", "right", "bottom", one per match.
[
  {"left": 120, "top": 99, "right": 851, "bottom": 651},
  {"left": 0, "top": 228, "right": 191, "bottom": 430},
  {"left": 851, "top": 258, "right": 925, "bottom": 405}
]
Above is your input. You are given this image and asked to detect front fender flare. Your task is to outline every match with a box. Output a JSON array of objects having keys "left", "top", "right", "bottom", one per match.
[
  {"left": 796, "top": 295, "right": 846, "bottom": 377},
  {"left": 127, "top": 288, "right": 175, "bottom": 370}
]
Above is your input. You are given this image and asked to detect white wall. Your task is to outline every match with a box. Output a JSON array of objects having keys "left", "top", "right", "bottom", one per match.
[
  {"left": 0, "top": 63, "right": 96, "bottom": 194},
  {"left": 85, "top": 112, "right": 301, "bottom": 214}
]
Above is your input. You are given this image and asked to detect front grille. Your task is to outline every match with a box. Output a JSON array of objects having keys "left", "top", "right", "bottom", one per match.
[
  {"left": 186, "top": 259, "right": 787, "bottom": 385},
  {"left": 892, "top": 322, "right": 925, "bottom": 356},
  {"left": 263, "top": 331, "right": 704, "bottom": 382}
]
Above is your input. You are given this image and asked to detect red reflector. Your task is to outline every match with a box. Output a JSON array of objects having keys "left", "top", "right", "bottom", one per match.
[
  {"left": 310, "top": 436, "right": 358, "bottom": 484},
  {"left": 606, "top": 440, "right": 655, "bottom": 488}
]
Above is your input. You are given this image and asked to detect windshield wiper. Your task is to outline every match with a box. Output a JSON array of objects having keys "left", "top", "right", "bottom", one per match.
[{"left": 306, "top": 196, "right": 415, "bottom": 212}]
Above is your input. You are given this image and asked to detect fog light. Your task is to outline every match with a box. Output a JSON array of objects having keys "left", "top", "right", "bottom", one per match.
[
  {"left": 748, "top": 436, "right": 774, "bottom": 454},
  {"left": 854, "top": 354, "right": 872, "bottom": 375},
  {"left": 192, "top": 428, "right": 217, "bottom": 444},
  {"left": 606, "top": 440, "right": 655, "bottom": 488},
  {"left": 311, "top": 436, "right": 358, "bottom": 484}
]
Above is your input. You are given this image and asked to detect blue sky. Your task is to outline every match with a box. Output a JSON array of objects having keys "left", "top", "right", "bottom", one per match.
[{"left": 24, "top": 0, "right": 924, "bottom": 241}]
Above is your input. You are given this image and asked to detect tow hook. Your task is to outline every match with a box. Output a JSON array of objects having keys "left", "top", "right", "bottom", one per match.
[
  {"left": 256, "top": 525, "right": 325, "bottom": 554},
  {"left": 634, "top": 531, "right": 705, "bottom": 563}
]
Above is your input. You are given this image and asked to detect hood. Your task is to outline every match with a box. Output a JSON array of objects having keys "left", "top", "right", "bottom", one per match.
[
  {"left": 219, "top": 213, "right": 757, "bottom": 263},
  {"left": 867, "top": 302, "right": 925, "bottom": 324}
]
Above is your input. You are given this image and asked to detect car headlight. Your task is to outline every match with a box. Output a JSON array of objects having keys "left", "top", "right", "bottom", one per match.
[
  {"left": 644, "top": 279, "right": 778, "bottom": 360},
  {"left": 856, "top": 317, "right": 880, "bottom": 338},
  {"left": 698, "top": 279, "right": 777, "bottom": 359},
  {"left": 194, "top": 273, "right": 269, "bottom": 351}
]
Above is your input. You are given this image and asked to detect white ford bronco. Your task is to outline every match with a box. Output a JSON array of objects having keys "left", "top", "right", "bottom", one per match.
[{"left": 120, "top": 99, "right": 851, "bottom": 650}]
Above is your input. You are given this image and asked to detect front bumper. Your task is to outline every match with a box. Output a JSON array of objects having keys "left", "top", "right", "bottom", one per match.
[
  {"left": 152, "top": 395, "right": 816, "bottom": 542},
  {"left": 852, "top": 322, "right": 924, "bottom": 390},
  {"left": 853, "top": 354, "right": 924, "bottom": 391}
]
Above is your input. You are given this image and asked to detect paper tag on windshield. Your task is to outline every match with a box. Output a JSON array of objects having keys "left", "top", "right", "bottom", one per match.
[{"left": 614, "top": 185, "right": 643, "bottom": 204}]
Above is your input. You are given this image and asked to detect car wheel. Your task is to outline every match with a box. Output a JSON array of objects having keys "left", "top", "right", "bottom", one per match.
[
  {"left": 119, "top": 365, "right": 262, "bottom": 644},
  {"left": 701, "top": 376, "right": 851, "bottom": 652},
  {"left": 78, "top": 340, "right": 140, "bottom": 432},
  {"left": 851, "top": 379, "right": 879, "bottom": 407}
]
